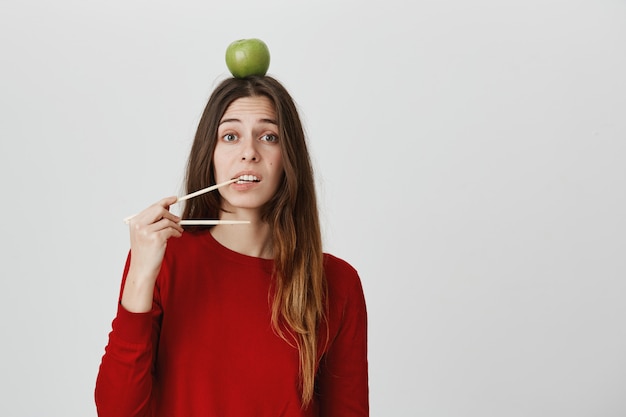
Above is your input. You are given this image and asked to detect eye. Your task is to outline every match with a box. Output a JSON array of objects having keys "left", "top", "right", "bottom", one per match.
[
  {"left": 260, "top": 133, "right": 278, "bottom": 143},
  {"left": 222, "top": 133, "right": 238, "bottom": 142}
]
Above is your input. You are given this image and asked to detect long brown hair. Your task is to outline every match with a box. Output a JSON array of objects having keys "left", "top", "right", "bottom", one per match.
[{"left": 182, "top": 76, "right": 326, "bottom": 406}]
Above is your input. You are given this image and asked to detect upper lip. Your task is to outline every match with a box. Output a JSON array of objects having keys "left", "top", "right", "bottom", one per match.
[{"left": 232, "top": 171, "right": 262, "bottom": 181}]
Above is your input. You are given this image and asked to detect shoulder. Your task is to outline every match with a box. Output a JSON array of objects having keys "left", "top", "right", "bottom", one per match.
[
  {"left": 164, "top": 229, "right": 211, "bottom": 256},
  {"left": 323, "top": 253, "right": 364, "bottom": 299},
  {"left": 322, "top": 254, "right": 368, "bottom": 345},
  {"left": 158, "top": 230, "right": 216, "bottom": 273},
  {"left": 323, "top": 253, "right": 358, "bottom": 278}
]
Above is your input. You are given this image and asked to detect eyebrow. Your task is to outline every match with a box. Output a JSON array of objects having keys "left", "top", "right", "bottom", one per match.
[{"left": 219, "top": 118, "right": 278, "bottom": 125}]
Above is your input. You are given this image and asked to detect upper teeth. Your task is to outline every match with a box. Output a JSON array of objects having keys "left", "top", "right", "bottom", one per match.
[{"left": 238, "top": 175, "right": 259, "bottom": 183}]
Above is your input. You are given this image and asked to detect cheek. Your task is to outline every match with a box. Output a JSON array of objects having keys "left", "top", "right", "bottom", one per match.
[
  {"left": 271, "top": 150, "right": 284, "bottom": 169},
  {"left": 213, "top": 143, "right": 233, "bottom": 164},
  {"left": 211, "top": 149, "right": 229, "bottom": 180}
]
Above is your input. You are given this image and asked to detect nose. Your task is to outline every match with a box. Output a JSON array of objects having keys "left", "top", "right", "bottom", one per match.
[{"left": 240, "top": 137, "right": 259, "bottom": 161}]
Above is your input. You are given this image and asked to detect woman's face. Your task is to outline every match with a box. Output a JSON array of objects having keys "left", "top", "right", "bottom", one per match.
[{"left": 213, "top": 95, "right": 284, "bottom": 215}]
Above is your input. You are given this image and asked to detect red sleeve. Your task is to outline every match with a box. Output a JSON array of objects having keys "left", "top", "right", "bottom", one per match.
[
  {"left": 317, "top": 275, "right": 369, "bottom": 416},
  {"left": 94, "top": 253, "right": 162, "bottom": 417}
]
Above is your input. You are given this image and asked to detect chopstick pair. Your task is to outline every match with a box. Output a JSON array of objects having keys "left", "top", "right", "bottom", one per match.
[{"left": 123, "top": 178, "right": 250, "bottom": 226}]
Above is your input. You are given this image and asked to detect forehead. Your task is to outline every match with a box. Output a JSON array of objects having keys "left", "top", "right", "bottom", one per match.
[{"left": 221, "top": 96, "right": 276, "bottom": 121}]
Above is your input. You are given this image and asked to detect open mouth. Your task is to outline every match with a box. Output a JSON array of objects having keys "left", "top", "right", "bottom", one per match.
[{"left": 235, "top": 175, "right": 261, "bottom": 184}]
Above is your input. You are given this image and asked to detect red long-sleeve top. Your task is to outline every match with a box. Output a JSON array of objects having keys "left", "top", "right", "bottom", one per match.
[{"left": 95, "top": 229, "right": 369, "bottom": 416}]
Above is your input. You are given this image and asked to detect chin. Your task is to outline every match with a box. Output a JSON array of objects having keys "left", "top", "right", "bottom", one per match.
[{"left": 223, "top": 199, "right": 269, "bottom": 213}]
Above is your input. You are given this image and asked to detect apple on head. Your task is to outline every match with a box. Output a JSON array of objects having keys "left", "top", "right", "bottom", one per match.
[{"left": 225, "top": 38, "right": 271, "bottom": 79}]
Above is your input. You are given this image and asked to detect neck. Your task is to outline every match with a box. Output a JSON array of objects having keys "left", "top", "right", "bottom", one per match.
[{"left": 210, "top": 210, "right": 273, "bottom": 259}]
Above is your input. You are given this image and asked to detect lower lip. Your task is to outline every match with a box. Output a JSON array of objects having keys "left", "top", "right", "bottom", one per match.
[{"left": 232, "top": 181, "right": 258, "bottom": 190}]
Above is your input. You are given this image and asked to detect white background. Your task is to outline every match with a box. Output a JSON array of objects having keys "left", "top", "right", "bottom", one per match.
[{"left": 1, "top": 1, "right": 625, "bottom": 416}]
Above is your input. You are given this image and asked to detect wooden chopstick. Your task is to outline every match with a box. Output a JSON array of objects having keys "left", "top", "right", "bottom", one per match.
[
  {"left": 123, "top": 178, "right": 240, "bottom": 224},
  {"left": 175, "top": 178, "right": 239, "bottom": 203}
]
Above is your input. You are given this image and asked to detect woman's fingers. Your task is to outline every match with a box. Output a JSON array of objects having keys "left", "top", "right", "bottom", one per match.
[
  {"left": 146, "top": 216, "right": 184, "bottom": 237},
  {"left": 129, "top": 196, "right": 180, "bottom": 225},
  {"left": 127, "top": 196, "right": 186, "bottom": 249},
  {"left": 125, "top": 197, "right": 185, "bottom": 285}
]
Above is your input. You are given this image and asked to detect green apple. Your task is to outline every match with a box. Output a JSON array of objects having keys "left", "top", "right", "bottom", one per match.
[{"left": 225, "top": 38, "right": 271, "bottom": 78}]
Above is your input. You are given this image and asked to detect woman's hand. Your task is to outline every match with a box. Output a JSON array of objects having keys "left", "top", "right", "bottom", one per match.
[{"left": 121, "top": 196, "right": 184, "bottom": 312}]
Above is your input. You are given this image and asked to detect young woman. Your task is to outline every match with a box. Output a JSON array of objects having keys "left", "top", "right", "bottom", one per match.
[{"left": 95, "top": 75, "right": 369, "bottom": 416}]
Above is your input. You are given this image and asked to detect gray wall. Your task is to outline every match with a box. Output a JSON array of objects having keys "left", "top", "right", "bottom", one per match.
[{"left": 1, "top": 1, "right": 624, "bottom": 416}]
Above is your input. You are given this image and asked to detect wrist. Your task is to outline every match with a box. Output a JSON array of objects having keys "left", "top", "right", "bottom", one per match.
[{"left": 121, "top": 269, "right": 157, "bottom": 313}]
